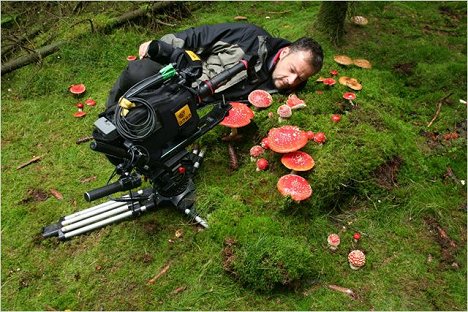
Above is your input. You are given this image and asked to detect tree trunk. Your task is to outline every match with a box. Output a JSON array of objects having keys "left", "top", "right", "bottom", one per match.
[{"left": 315, "top": 1, "right": 349, "bottom": 45}]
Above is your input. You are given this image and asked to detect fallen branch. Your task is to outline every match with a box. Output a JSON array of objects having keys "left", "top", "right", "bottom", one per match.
[
  {"left": 427, "top": 92, "right": 453, "bottom": 127},
  {"left": 16, "top": 155, "right": 43, "bottom": 170},
  {"left": 76, "top": 136, "right": 94, "bottom": 144},
  {"left": 1, "top": 41, "right": 66, "bottom": 75},
  {"left": 147, "top": 262, "right": 171, "bottom": 285},
  {"left": 228, "top": 144, "right": 238, "bottom": 170}
]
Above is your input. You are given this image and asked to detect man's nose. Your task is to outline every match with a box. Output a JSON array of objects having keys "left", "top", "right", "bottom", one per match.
[{"left": 288, "top": 74, "right": 298, "bottom": 85}]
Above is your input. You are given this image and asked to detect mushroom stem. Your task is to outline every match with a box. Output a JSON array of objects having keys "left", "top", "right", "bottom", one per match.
[
  {"left": 291, "top": 169, "right": 297, "bottom": 175},
  {"left": 349, "top": 100, "right": 355, "bottom": 106},
  {"left": 229, "top": 128, "right": 238, "bottom": 137}
]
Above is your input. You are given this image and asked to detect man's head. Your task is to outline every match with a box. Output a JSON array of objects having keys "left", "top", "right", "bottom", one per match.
[{"left": 272, "top": 37, "right": 324, "bottom": 90}]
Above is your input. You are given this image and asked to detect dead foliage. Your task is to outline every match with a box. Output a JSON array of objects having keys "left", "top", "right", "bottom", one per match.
[
  {"left": 424, "top": 216, "right": 461, "bottom": 269},
  {"left": 372, "top": 156, "right": 403, "bottom": 190},
  {"left": 222, "top": 237, "right": 238, "bottom": 275},
  {"left": 19, "top": 188, "right": 49, "bottom": 204}
]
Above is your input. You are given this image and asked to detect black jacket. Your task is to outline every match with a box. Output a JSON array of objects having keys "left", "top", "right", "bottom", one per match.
[{"left": 156, "top": 23, "right": 291, "bottom": 100}]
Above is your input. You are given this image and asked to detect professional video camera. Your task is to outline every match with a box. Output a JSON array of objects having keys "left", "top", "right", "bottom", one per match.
[{"left": 42, "top": 52, "right": 253, "bottom": 240}]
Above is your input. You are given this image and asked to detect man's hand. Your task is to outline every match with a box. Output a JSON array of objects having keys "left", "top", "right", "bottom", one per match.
[{"left": 139, "top": 41, "right": 152, "bottom": 59}]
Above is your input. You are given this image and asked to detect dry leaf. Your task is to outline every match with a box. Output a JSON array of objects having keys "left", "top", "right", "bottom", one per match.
[
  {"left": 50, "top": 189, "right": 63, "bottom": 200},
  {"left": 147, "top": 262, "right": 171, "bottom": 285}
]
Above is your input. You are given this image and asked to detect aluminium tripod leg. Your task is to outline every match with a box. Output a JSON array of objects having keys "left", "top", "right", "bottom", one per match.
[{"left": 42, "top": 190, "right": 154, "bottom": 240}]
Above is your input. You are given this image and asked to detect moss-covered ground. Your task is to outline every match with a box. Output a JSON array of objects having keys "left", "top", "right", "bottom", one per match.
[{"left": 1, "top": 1, "right": 466, "bottom": 310}]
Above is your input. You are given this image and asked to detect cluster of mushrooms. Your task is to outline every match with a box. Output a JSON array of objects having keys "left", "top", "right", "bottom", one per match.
[
  {"left": 69, "top": 83, "right": 96, "bottom": 118},
  {"left": 328, "top": 233, "right": 366, "bottom": 270},
  {"left": 219, "top": 89, "right": 325, "bottom": 202}
]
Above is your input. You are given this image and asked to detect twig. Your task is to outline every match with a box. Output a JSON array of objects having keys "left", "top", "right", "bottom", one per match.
[
  {"left": 17, "top": 155, "right": 43, "bottom": 170},
  {"left": 228, "top": 143, "right": 238, "bottom": 170},
  {"left": 267, "top": 10, "right": 292, "bottom": 14},
  {"left": 154, "top": 19, "right": 175, "bottom": 27},
  {"left": 327, "top": 284, "right": 356, "bottom": 299},
  {"left": 76, "top": 136, "right": 94, "bottom": 145},
  {"left": 147, "top": 262, "right": 171, "bottom": 285},
  {"left": 427, "top": 92, "right": 453, "bottom": 127}
]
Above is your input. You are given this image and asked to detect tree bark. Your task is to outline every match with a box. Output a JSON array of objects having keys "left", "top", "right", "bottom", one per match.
[{"left": 315, "top": 1, "right": 349, "bottom": 45}]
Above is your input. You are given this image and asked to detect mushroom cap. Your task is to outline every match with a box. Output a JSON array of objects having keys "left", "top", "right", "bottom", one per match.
[
  {"left": 277, "top": 104, "right": 292, "bottom": 118},
  {"left": 73, "top": 111, "right": 87, "bottom": 118},
  {"left": 248, "top": 89, "right": 273, "bottom": 108},
  {"left": 348, "top": 250, "right": 366, "bottom": 268},
  {"left": 286, "top": 93, "right": 307, "bottom": 109},
  {"left": 322, "top": 78, "right": 336, "bottom": 86},
  {"left": 250, "top": 145, "right": 265, "bottom": 158},
  {"left": 346, "top": 79, "right": 363, "bottom": 91},
  {"left": 314, "top": 132, "right": 326, "bottom": 144},
  {"left": 327, "top": 233, "right": 341, "bottom": 246},
  {"left": 261, "top": 137, "right": 270, "bottom": 149},
  {"left": 353, "top": 58, "right": 372, "bottom": 69},
  {"left": 267, "top": 125, "right": 309, "bottom": 153},
  {"left": 330, "top": 69, "right": 339, "bottom": 76},
  {"left": 351, "top": 15, "right": 369, "bottom": 26},
  {"left": 343, "top": 92, "right": 356, "bottom": 100},
  {"left": 306, "top": 131, "right": 315, "bottom": 141},
  {"left": 220, "top": 102, "right": 254, "bottom": 128},
  {"left": 353, "top": 232, "right": 361, "bottom": 240},
  {"left": 127, "top": 55, "right": 137, "bottom": 61},
  {"left": 338, "top": 76, "right": 351, "bottom": 85},
  {"left": 256, "top": 158, "right": 269, "bottom": 171},
  {"left": 334, "top": 55, "right": 353, "bottom": 66},
  {"left": 69, "top": 84, "right": 86, "bottom": 95},
  {"left": 277, "top": 174, "right": 312, "bottom": 202},
  {"left": 331, "top": 114, "right": 341, "bottom": 123},
  {"left": 85, "top": 98, "right": 96, "bottom": 106},
  {"left": 281, "top": 151, "right": 315, "bottom": 172}
]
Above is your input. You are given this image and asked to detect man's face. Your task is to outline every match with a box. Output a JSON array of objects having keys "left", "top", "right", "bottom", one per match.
[{"left": 272, "top": 47, "right": 315, "bottom": 90}]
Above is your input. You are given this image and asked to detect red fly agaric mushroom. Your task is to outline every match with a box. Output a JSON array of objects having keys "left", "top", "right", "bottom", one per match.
[
  {"left": 127, "top": 55, "right": 137, "bottom": 61},
  {"left": 314, "top": 132, "right": 326, "bottom": 144},
  {"left": 330, "top": 69, "right": 339, "bottom": 76},
  {"left": 261, "top": 137, "right": 270, "bottom": 149},
  {"left": 277, "top": 174, "right": 312, "bottom": 202},
  {"left": 277, "top": 104, "right": 292, "bottom": 122},
  {"left": 348, "top": 250, "right": 366, "bottom": 270},
  {"left": 306, "top": 131, "right": 315, "bottom": 141},
  {"left": 334, "top": 55, "right": 353, "bottom": 66},
  {"left": 219, "top": 102, "right": 254, "bottom": 140},
  {"left": 250, "top": 145, "right": 265, "bottom": 162},
  {"left": 353, "top": 232, "right": 361, "bottom": 243},
  {"left": 286, "top": 93, "right": 307, "bottom": 110},
  {"left": 322, "top": 78, "right": 336, "bottom": 87},
  {"left": 343, "top": 92, "right": 356, "bottom": 106},
  {"left": 248, "top": 89, "right": 273, "bottom": 109},
  {"left": 331, "top": 114, "right": 342, "bottom": 123},
  {"left": 267, "top": 125, "right": 309, "bottom": 153},
  {"left": 69, "top": 84, "right": 86, "bottom": 96},
  {"left": 327, "top": 233, "right": 340, "bottom": 250},
  {"left": 73, "top": 103, "right": 86, "bottom": 118},
  {"left": 256, "top": 158, "right": 269, "bottom": 171},
  {"left": 85, "top": 98, "right": 96, "bottom": 106},
  {"left": 281, "top": 151, "right": 315, "bottom": 174}
]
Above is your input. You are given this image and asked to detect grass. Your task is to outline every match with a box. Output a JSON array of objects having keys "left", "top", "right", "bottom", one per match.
[{"left": 1, "top": 1, "right": 467, "bottom": 310}]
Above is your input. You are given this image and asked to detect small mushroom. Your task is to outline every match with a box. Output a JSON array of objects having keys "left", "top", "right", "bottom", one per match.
[
  {"left": 348, "top": 250, "right": 366, "bottom": 270},
  {"left": 69, "top": 84, "right": 86, "bottom": 97},
  {"left": 286, "top": 93, "right": 307, "bottom": 110},
  {"left": 85, "top": 98, "right": 96, "bottom": 106},
  {"left": 343, "top": 92, "right": 356, "bottom": 106},
  {"left": 267, "top": 125, "right": 309, "bottom": 153},
  {"left": 327, "top": 234, "right": 340, "bottom": 250},
  {"left": 330, "top": 69, "right": 339, "bottom": 76},
  {"left": 334, "top": 55, "right": 353, "bottom": 66},
  {"left": 281, "top": 151, "right": 315, "bottom": 174},
  {"left": 73, "top": 103, "right": 86, "bottom": 118},
  {"left": 331, "top": 114, "right": 341, "bottom": 123},
  {"left": 261, "top": 137, "right": 270, "bottom": 149},
  {"left": 351, "top": 15, "right": 369, "bottom": 26},
  {"left": 127, "top": 55, "right": 137, "bottom": 61},
  {"left": 322, "top": 78, "right": 336, "bottom": 87},
  {"left": 313, "top": 132, "right": 326, "bottom": 144},
  {"left": 353, "top": 59, "right": 372, "bottom": 69},
  {"left": 345, "top": 78, "right": 363, "bottom": 91},
  {"left": 248, "top": 89, "right": 273, "bottom": 109},
  {"left": 277, "top": 104, "right": 292, "bottom": 123},
  {"left": 277, "top": 174, "right": 312, "bottom": 202},
  {"left": 353, "top": 232, "right": 361, "bottom": 243},
  {"left": 256, "top": 158, "right": 269, "bottom": 171},
  {"left": 220, "top": 102, "right": 254, "bottom": 141},
  {"left": 306, "top": 131, "right": 315, "bottom": 141},
  {"left": 249, "top": 145, "right": 265, "bottom": 162}
]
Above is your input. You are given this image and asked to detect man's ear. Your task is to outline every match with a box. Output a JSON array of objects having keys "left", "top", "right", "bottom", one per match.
[{"left": 279, "top": 47, "right": 290, "bottom": 59}]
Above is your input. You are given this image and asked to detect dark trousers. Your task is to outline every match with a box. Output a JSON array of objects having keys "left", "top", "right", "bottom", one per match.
[{"left": 106, "top": 58, "right": 163, "bottom": 108}]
